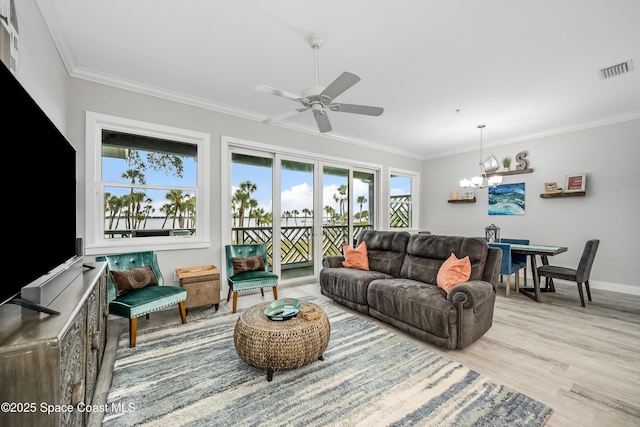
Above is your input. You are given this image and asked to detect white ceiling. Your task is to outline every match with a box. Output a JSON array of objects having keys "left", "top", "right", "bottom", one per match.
[{"left": 37, "top": 0, "right": 640, "bottom": 159}]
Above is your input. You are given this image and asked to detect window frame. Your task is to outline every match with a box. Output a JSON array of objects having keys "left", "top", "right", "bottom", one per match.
[
  {"left": 388, "top": 168, "right": 420, "bottom": 231},
  {"left": 85, "top": 111, "right": 210, "bottom": 255}
]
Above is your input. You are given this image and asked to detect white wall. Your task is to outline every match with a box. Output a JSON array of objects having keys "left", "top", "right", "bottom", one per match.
[
  {"left": 12, "top": 0, "right": 68, "bottom": 135},
  {"left": 421, "top": 119, "right": 640, "bottom": 295}
]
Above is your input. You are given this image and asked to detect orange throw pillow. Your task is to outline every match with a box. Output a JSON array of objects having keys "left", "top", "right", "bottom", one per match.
[
  {"left": 437, "top": 253, "right": 471, "bottom": 293},
  {"left": 342, "top": 242, "right": 369, "bottom": 270}
]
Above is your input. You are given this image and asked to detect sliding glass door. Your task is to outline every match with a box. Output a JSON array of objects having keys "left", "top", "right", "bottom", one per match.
[
  {"left": 230, "top": 146, "right": 377, "bottom": 282},
  {"left": 280, "top": 159, "right": 315, "bottom": 280}
]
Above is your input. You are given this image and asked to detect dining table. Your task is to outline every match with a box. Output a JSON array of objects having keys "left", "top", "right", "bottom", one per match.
[{"left": 508, "top": 243, "right": 568, "bottom": 302}]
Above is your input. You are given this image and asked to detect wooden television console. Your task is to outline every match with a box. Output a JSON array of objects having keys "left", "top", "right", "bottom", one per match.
[{"left": 0, "top": 262, "right": 108, "bottom": 427}]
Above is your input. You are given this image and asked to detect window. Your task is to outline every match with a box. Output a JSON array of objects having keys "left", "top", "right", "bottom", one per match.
[
  {"left": 85, "top": 112, "right": 210, "bottom": 254},
  {"left": 389, "top": 171, "right": 418, "bottom": 229}
]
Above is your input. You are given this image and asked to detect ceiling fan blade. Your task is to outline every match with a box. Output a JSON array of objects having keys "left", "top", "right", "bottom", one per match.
[
  {"left": 313, "top": 111, "right": 332, "bottom": 133},
  {"left": 329, "top": 103, "right": 384, "bottom": 116},
  {"left": 263, "top": 107, "right": 309, "bottom": 124},
  {"left": 254, "top": 85, "right": 308, "bottom": 102},
  {"left": 320, "top": 72, "right": 361, "bottom": 101}
]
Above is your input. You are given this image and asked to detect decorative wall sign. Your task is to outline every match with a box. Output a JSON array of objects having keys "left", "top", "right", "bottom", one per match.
[
  {"left": 515, "top": 151, "right": 529, "bottom": 170},
  {"left": 488, "top": 183, "right": 525, "bottom": 215},
  {"left": 565, "top": 173, "right": 586, "bottom": 192}
]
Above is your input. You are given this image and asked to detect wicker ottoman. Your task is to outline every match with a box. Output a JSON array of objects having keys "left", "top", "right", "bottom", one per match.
[{"left": 234, "top": 301, "right": 330, "bottom": 381}]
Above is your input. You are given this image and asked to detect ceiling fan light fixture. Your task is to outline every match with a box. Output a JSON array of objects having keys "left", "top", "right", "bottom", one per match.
[{"left": 255, "top": 34, "right": 383, "bottom": 133}]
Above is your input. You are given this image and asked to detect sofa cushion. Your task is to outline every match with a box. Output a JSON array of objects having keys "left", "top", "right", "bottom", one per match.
[
  {"left": 400, "top": 234, "right": 488, "bottom": 284},
  {"left": 356, "top": 230, "right": 410, "bottom": 276},
  {"left": 437, "top": 253, "right": 471, "bottom": 293},
  {"left": 367, "top": 278, "right": 456, "bottom": 339},
  {"left": 319, "top": 267, "right": 393, "bottom": 307},
  {"left": 342, "top": 242, "right": 369, "bottom": 270}
]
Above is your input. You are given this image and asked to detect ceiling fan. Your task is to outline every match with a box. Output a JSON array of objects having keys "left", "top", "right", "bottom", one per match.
[{"left": 255, "top": 35, "right": 384, "bottom": 133}]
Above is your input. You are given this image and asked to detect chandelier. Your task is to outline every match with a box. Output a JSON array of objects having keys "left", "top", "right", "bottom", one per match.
[{"left": 460, "top": 124, "right": 502, "bottom": 189}]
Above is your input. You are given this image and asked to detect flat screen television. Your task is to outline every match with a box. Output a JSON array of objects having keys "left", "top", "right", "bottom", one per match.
[{"left": 1, "top": 63, "right": 82, "bottom": 314}]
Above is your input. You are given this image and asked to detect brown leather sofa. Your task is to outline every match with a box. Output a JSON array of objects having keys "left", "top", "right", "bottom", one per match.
[{"left": 320, "top": 230, "right": 501, "bottom": 349}]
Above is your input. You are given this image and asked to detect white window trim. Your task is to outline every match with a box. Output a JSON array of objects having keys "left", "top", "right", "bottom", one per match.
[
  {"left": 388, "top": 167, "right": 420, "bottom": 231},
  {"left": 85, "top": 111, "right": 210, "bottom": 255}
]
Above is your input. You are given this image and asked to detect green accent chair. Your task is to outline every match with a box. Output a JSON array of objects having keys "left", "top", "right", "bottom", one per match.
[
  {"left": 487, "top": 242, "right": 526, "bottom": 298},
  {"left": 96, "top": 251, "right": 187, "bottom": 347},
  {"left": 225, "top": 244, "right": 278, "bottom": 313},
  {"left": 537, "top": 239, "right": 600, "bottom": 307}
]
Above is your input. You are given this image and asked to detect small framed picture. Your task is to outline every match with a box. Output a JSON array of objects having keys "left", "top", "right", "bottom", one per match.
[
  {"left": 565, "top": 173, "right": 586, "bottom": 192},
  {"left": 545, "top": 182, "right": 557, "bottom": 194}
]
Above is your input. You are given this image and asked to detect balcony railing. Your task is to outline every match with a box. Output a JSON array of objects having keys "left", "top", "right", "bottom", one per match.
[{"left": 232, "top": 225, "right": 374, "bottom": 276}]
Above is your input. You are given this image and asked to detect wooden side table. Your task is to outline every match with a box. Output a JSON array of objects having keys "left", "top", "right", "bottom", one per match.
[{"left": 176, "top": 265, "right": 220, "bottom": 310}]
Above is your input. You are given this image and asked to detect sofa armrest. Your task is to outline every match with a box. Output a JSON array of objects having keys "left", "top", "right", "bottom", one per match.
[
  {"left": 322, "top": 255, "right": 345, "bottom": 268},
  {"left": 446, "top": 280, "right": 495, "bottom": 309}
]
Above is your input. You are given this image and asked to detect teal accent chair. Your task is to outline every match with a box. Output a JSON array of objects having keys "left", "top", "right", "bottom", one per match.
[
  {"left": 487, "top": 242, "right": 526, "bottom": 298},
  {"left": 225, "top": 244, "right": 278, "bottom": 313},
  {"left": 537, "top": 239, "right": 599, "bottom": 307},
  {"left": 96, "top": 251, "right": 187, "bottom": 347},
  {"left": 500, "top": 237, "right": 530, "bottom": 285}
]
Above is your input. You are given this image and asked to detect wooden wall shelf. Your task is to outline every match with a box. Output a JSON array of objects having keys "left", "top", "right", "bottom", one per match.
[
  {"left": 448, "top": 198, "right": 476, "bottom": 203},
  {"left": 486, "top": 168, "right": 534, "bottom": 177},
  {"left": 540, "top": 191, "right": 586, "bottom": 198}
]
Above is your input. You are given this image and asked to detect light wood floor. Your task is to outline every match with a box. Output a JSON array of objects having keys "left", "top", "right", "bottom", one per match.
[{"left": 91, "top": 281, "right": 640, "bottom": 427}]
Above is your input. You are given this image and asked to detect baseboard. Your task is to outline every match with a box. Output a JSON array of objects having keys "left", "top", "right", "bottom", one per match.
[{"left": 516, "top": 273, "right": 640, "bottom": 296}]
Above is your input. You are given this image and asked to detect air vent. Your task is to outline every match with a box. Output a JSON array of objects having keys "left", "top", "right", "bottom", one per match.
[{"left": 598, "top": 59, "right": 634, "bottom": 80}]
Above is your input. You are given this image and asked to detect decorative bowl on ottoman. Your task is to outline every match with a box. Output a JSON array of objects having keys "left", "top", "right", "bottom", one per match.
[{"left": 264, "top": 298, "right": 302, "bottom": 321}]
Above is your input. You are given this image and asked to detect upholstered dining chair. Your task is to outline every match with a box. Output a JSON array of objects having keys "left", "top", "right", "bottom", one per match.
[
  {"left": 96, "top": 251, "right": 187, "bottom": 347},
  {"left": 487, "top": 242, "right": 526, "bottom": 297},
  {"left": 537, "top": 239, "right": 600, "bottom": 307},
  {"left": 500, "top": 237, "right": 530, "bottom": 286},
  {"left": 225, "top": 244, "right": 279, "bottom": 313}
]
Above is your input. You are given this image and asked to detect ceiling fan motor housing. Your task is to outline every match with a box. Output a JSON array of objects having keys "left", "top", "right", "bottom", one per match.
[{"left": 301, "top": 86, "right": 332, "bottom": 108}]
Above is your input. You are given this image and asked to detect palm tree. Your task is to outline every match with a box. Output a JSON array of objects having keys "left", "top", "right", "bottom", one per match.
[
  {"left": 252, "top": 207, "right": 265, "bottom": 226},
  {"left": 106, "top": 193, "right": 124, "bottom": 230},
  {"left": 357, "top": 196, "right": 367, "bottom": 224},
  {"left": 291, "top": 209, "right": 299, "bottom": 226},
  {"left": 141, "top": 204, "right": 154, "bottom": 229},
  {"left": 231, "top": 207, "right": 239, "bottom": 227},
  {"left": 324, "top": 206, "right": 336, "bottom": 224},
  {"left": 232, "top": 180, "right": 257, "bottom": 227},
  {"left": 302, "top": 208, "right": 312, "bottom": 225},
  {"left": 121, "top": 169, "right": 145, "bottom": 229},
  {"left": 283, "top": 211, "right": 291, "bottom": 226},
  {"left": 115, "top": 195, "right": 129, "bottom": 229},
  {"left": 263, "top": 212, "right": 273, "bottom": 226},
  {"left": 333, "top": 184, "right": 348, "bottom": 224},
  {"left": 183, "top": 196, "right": 196, "bottom": 227},
  {"left": 165, "top": 190, "right": 184, "bottom": 228},
  {"left": 247, "top": 198, "right": 258, "bottom": 226},
  {"left": 130, "top": 191, "right": 147, "bottom": 229},
  {"left": 160, "top": 203, "right": 174, "bottom": 229}
]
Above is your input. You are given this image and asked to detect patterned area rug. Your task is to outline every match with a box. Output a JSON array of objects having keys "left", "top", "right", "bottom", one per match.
[{"left": 103, "top": 302, "right": 552, "bottom": 427}]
